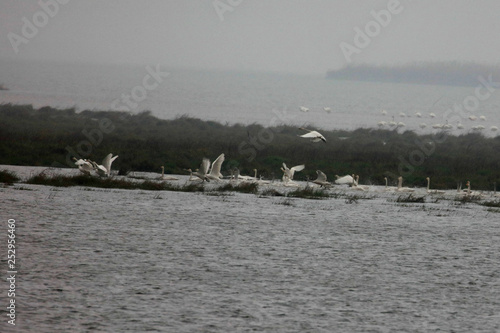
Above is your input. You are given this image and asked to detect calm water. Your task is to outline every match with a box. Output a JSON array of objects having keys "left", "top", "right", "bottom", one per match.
[
  {"left": 1, "top": 59, "right": 500, "bottom": 135},
  {"left": 1, "top": 166, "right": 500, "bottom": 332}
]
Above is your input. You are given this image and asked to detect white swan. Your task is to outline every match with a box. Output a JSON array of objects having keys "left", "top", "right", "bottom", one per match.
[
  {"left": 90, "top": 153, "right": 118, "bottom": 177},
  {"left": 281, "top": 163, "right": 305, "bottom": 182},
  {"left": 415, "top": 112, "right": 422, "bottom": 118},
  {"left": 323, "top": 107, "right": 332, "bottom": 113},
  {"left": 381, "top": 110, "right": 387, "bottom": 115},
  {"left": 457, "top": 122, "right": 465, "bottom": 129},
  {"left": 491, "top": 126, "right": 498, "bottom": 132},
  {"left": 72, "top": 157, "right": 94, "bottom": 175},
  {"left": 479, "top": 115, "right": 486, "bottom": 121},
  {"left": 429, "top": 113, "right": 436, "bottom": 118},
  {"left": 183, "top": 168, "right": 198, "bottom": 181},
  {"left": 299, "top": 106, "right": 309, "bottom": 112},
  {"left": 377, "top": 121, "right": 387, "bottom": 127},
  {"left": 192, "top": 158, "right": 211, "bottom": 182},
  {"left": 388, "top": 116, "right": 397, "bottom": 127},
  {"left": 351, "top": 175, "right": 369, "bottom": 191},
  {"left": 298, "top": 127, "right": 326, "bottom": 143},
  {"left": 312, "top": 170, "right": 331, "bottom": 187},
  {"left": 426, "top": 177, "right": 445, "bottom": 194},
  {"left": 383, "top": 177, "right": 397, "bottom": 192},
  {"left": 206, "top": 153, "right": 225, "bottom": 181},
  {"left": 469, "top": 115, "right": 477, "bottom": 121},
  {"left": 335, "top": 174, "right": 354, "bottom": 185},
  {"left": 397, "top": 176, "right": 414, "bottom": 192},
  {"left": 419, "top": 123, "right": 427, "bottom": 129},
  {"left": 464, "top": 181, "right": 483, "bottom": 197},
  {"left": 159, "top": 166, "right": 179, "bottom": 180}
]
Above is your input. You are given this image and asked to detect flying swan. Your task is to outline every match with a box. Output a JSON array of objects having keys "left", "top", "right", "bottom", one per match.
[
  {"left": 298, "top": 127, "right": 326, "bottom": 143},
  {"left": 312, "top": 170, "right": 331, "bottom": 187},
  {"left": 281, "top": 163, "right": 305, "bottom": 182},
  {"left": 90, "top": 153, "right": 118, "bottom": 177}
]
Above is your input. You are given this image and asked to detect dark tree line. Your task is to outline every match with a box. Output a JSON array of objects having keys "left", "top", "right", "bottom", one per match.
[{"left": 1, "top": 104, "right": 499, "bottom": 190}]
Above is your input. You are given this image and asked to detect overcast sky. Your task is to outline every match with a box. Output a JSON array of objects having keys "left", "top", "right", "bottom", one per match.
[{"left": 1, "top": 0, "right": 500, "bottom": 74}]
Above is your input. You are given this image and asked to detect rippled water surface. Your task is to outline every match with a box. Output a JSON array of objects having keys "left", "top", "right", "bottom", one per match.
[{"left": 1, "top": 166, "right": 500, "bottom": 332}]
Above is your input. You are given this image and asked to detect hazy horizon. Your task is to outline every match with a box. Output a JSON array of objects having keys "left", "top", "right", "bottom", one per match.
[{"left": 1, "top": 1, "right": 500, "bottom": 75}]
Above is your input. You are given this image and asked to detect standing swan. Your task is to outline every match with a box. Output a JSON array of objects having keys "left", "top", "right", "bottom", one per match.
[
  {"left": 397, "top": 176, "right": 414, "bottom": 192},
  {"left": 426, "top": 177, "right": 445, "bottom": 194},
  {"left": 159, "top": 166, "right": 179, "bottom": 180}
]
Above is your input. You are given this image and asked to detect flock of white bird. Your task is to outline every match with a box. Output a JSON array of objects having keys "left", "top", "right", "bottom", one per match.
[
  {"left": 377, "top": 109, "right": 499, "bottom": 133},
  {"left": 72, "top": 123, "right": 497, "bottom": 198},
  {"left": 299, "top": 106, "right": 498, "bottom": 133}
]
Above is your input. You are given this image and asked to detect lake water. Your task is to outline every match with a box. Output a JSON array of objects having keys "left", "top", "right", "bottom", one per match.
[
  {"left": 1, "top": 165, "right": 500, "bottom": 332},
  {"left": 1, "top": 59, "right": 500, "bottom": 135}
]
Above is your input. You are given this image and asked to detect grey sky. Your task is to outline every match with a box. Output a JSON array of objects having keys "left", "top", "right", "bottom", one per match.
[{"left": 1, "top": 0, "right": 500, "bottom": 74}]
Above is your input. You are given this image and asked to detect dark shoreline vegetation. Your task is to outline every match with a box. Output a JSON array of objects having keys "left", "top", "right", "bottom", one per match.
[
  {"left": 1, "top": 104, "right": 500, "bottom": 190},
  {"left": 326, "top": 62, "right": 500, "bottom": 87}
]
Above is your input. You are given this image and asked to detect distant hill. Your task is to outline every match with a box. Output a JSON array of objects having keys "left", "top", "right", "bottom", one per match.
[{"left": 326, "top": 62, "right": 500, "bottom": 87}]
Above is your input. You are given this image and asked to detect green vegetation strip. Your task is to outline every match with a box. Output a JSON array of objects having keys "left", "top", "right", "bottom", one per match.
[{"left": 1, "top": 104, "right": 500, "bottom": 190}]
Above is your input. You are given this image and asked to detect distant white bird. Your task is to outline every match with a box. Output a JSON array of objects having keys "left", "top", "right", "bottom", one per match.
[
  {"left": 397, "top": 122, "right": 406, "bottom": 128},
  {"left": 381, "top": 110, "right": 388, "bottom": 115},
  {"left": 457, "top": 123, "right": 465, "bottom": 129},
  {"left": 72, "top": 157, "right": 94, "bottom": 175},
  {"left": 299, "top": 106, "right": 309, "bottom": 112},
  {"left": 388, "top": 116, "right": 397, "bottom": 127},
  {"left": 472, "top": 125, "right": 485, "bottom": 131},
  {"left": 469, "top": 115, "right": 477, "bottom": 121},
  {"left": 335, "top": 174, "right": 354, "bottom": 185},
  {"left": 479, "top": 115, "right": 486, "bottom": 121},
  {"left": 397, "top": 176, "right": 414, "bottom": 192},
  {"left": 426, "top": 177, "right": 445, "bottom": 194},
  {"left": 415, "top": 112, "right": 422, "bottom": 118},
  {"left": 429, "top": 113, "right": 436, "bottom": 118},
  {"left": 419, "top": 123, "right": 427, "bottom": 129},
  {"left": 312, "top": 170, "right": 331, "bottom": 187},
  {"left": 377, "top": 121, "right": 387, "bottom": 128},
  {"left": 90, "top": 153, "right": 118, "bottom": 177},
  {"left": 323, "top": 107, "right": 332, "bottom": 113},
  {"left": 432, "top": 123, "right": 443, "bottom": 129},
  {"left": 159, "top": 166, "right": 179, "bottom": 180},
  {"left": 281, "top": 163, "right": 305, "bottom": 182},
  {"left": 298, "top": 127, "right": 326, "bottom": 143},
  {"left": 442, "top": 122, "right": 453, "bottom": 130},
  {"left": 491, "top": 126, "right": 498, "bottom": 132},
  {"left": 399, "top": 112, "right": 406, "bottom": 117}
]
